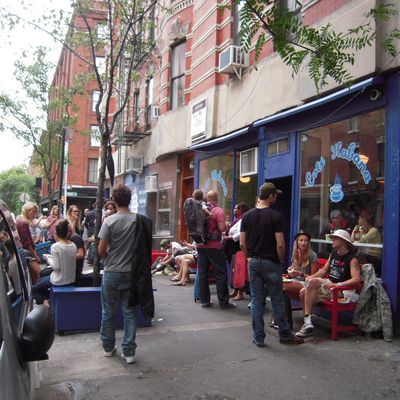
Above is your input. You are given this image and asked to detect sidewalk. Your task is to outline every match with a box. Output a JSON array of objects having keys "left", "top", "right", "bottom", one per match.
[{"left": 36, "top": 275, "right": 400, "bottom": 400}]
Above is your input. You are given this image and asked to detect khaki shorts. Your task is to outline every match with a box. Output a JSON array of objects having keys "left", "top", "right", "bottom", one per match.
[{"left": 317, "top": 279, "right": 344, "bottom": 301}]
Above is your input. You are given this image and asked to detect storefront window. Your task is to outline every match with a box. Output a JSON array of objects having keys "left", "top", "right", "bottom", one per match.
[
  {"left": 235, "top": 153, "right": 258, "bottom": 213},
  {"left": 157, "top": 184, "right": 172, "bottom": 234},
  {"left": 299, "top": 109, "right": 385, "bottom": 276},
  {"left": 199, "top": 154, "right": 234, "bottom": 219}
]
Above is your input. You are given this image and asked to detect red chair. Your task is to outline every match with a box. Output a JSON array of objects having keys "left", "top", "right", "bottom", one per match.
[
  {"left": 316, "top": 258, "right": 363, "bottom": 340},
  {"left": 151, "top": 250, "right": 167, "bottom": 265},
  {"left": 319, "top": 283, "right": 363, "bottom": 340}
]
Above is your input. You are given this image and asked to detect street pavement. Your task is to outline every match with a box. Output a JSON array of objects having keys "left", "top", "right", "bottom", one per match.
[{"left": 36, "top": 274, "right": 400, "bottom": 400}]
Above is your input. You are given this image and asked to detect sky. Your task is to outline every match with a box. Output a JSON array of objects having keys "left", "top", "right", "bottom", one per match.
[{"left": 0, "top": 0, "right": 71, "bottom": 173}]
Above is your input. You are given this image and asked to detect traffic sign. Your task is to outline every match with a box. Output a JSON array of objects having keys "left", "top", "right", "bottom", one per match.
[{"left": 19, "top": 193, "right": 30, "bottom": 202}]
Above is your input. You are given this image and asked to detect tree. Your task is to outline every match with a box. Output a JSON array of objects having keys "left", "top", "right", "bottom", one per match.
[
  {"left": 0, "top": 46, "right": 77, "bottom": 205},
  {"left": 231, "top": 1, "right": 400, "bottom": 91},
  {"left": 0, "top": 166, "right": 36, "bottom": 215},
  {"left": 1, "top": 0, "right": 158, "bottom": 284}
]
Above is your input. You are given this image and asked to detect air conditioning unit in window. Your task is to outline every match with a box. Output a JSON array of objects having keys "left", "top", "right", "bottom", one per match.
[
  {"left": 126, "top": 156, "right": 143, "bottom": 173},
  {"left": 151, "top": 106, "right": 161, "bottom": 118},
  {"left": 219, "top": 45, "right": 249, "bottom": 79},
  {"left": 240, "top": 147, "right": 258, "bottom": 176},
  {"left": 145, "top": 175, "right": 158, "bottom": 192}
]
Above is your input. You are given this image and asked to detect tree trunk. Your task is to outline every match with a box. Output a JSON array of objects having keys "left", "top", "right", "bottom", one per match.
[{"left": 92, "top": 133, "right": 108, "bottom": 286}]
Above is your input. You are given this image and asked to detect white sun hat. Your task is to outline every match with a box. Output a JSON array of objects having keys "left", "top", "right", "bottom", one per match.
[{"left": 329, "top": 229, "right": 354, "bottom": 249}]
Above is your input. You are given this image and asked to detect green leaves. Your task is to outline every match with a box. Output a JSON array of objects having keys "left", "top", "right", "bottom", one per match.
[{"left": 233, "top": 1, "right": 399, "bottom": 91}]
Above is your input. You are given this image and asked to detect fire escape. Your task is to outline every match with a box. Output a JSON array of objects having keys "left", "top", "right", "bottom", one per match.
[{"left": 112, "top": 21, "right": 152, "bottom": 147}]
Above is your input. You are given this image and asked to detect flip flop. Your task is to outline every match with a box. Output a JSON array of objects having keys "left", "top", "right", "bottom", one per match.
[{"left": 173, "top": 282, "right": 186, "bottom": 286}]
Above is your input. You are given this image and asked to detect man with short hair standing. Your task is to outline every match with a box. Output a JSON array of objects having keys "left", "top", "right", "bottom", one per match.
[
  {"left": 98, "top": 184, "right": 153, "bottom": 364},
  {"left": 196, "top": 191, "right": 235, "bottom": 309},
  {"left": 240, "top": 183, "right": 303, "bottom": 346}
]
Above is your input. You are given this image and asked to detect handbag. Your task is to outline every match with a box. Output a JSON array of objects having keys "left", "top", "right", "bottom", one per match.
[{"left": 233, "top": 251, "right": 248, "bottom": 289}]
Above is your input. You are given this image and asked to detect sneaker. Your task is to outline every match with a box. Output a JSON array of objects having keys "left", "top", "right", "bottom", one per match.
[
  {"left": 122, "top": 353, "right": 136, "bottom": 364},
  {"left": 201, "top": 302, "right": 213, "bottom": 308},
  {"left": 252, "top": 338, "right": 266, "bottom": 347},
  {"left": 295, "top": 321, "right": 314, "bottom": 338},
  {"left": 219, "top": 302, "right": 236, "bottom": 309},
  {"left": 280, "top": 334, "right": 304, "bottom": 344},
  {"left": 104, "top": 347, "right": 117, "bottom": 357}
]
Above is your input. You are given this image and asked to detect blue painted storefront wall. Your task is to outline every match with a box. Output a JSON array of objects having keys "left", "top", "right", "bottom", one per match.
[{"left": 192, "top": 73, "right": 400, "bottom": 332}]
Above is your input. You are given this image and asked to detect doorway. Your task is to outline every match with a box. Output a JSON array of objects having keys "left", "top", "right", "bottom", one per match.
[{"left": 268, "top": 176, "right": 293, "bottom": 266}]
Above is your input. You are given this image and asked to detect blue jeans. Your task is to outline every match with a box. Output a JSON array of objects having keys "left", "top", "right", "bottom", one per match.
[
  {"left": 248, "top": 258, "right": 291, "bottom": 342},
  {"left": 32, "top": 275, "right": 52, "bottom": 304},
  {"left": 197, "top": 247, "right": 229, "bottom": 305},
  {"left": 100, "top": 272, "right": 137, "bottom": 356}
]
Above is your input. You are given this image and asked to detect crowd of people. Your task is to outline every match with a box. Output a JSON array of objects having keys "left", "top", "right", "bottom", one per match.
[{"left": 9, "top": 180, "right": 387, "bottom": 363}]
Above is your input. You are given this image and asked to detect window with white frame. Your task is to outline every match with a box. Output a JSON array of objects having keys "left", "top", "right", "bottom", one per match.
[
  {"left": 96, "top": 21, "right": 108, "bottom": 40},
  {"left": 146, "top": 77, "right": 154, "bottom": 130},
  {"left": 90, "top": 125, "right": 101, "bottom": 147},
  {"left": 88, "top": 159, "right": 99, "bottom": 184},
  {"left": 95, "top": 56, "right": 106, "bottom": 76},
  {"left": 170, "top": 41, "right": 186, "bottom": 110},
  {"left": 92, "top": 91, "right": 100, "bottom": 112},
  {"left": 234, "top": 1, "right": 245, "bottom": 45}
]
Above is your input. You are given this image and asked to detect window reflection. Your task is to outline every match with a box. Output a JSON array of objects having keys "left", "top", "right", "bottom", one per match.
[{"left": 299, "top": 109, "right": 385, "bottom": 276}]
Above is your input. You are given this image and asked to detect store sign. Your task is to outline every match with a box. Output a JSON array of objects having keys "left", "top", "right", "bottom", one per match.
[
  {"left": 305, "top": 156, "right": 326, "bottom": 187},
  {"left": 330, "top": 142, "right": 371, "bottom": 184},
  {"left": 202, "top": 169, "right": 228, "bottom": 196},
  {"left": 190, "top": 99, "right": 207, "bottom": 141},
  {"left": 305, "top": 141, "right": 371, "bottom": 187}
]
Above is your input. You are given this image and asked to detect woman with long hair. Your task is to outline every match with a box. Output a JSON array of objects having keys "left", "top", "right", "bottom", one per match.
[
  {"left": 16, "top": 202, "right": 41, "bottom": 283},
  {"left": 284, "top": 232, "right": 318, "bottom": 298},
  {"left": 46, "top": 205, "right": 62, "bottom": 242},
  {"left": 67, "top": 205, "right": 83, "bottom": 236}
]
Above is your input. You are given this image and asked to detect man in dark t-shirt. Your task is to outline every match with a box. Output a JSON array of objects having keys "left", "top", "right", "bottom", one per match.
[
  {"left": 295, "top": 229, "right": 360, "bottom": 338},
  {"left": 240, "top": 182, "right": 303, "bottom": 346}
]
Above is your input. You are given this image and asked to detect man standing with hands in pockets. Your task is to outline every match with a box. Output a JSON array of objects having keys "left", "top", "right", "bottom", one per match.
[{"left": 240, "top": 182, "right": 303, "bottom": 347}]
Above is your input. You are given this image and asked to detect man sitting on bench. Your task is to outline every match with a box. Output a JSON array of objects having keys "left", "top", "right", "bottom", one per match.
[{"left": 296, "top": 229, "right": 361, "bottom": 338}]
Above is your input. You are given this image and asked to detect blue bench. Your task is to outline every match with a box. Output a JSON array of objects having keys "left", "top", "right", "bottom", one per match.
[{"left": 50, "top": 286, "right": 152, "bottom": 334}]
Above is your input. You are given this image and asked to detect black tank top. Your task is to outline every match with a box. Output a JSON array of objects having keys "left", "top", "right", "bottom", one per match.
[{"left": 328, "top": 249, "right": 356, "bottom": 283}]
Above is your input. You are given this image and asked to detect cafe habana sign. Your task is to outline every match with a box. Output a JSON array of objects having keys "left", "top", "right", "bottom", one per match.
[{"left": 305, "top": 141, "right": 372, "bottom": 188}]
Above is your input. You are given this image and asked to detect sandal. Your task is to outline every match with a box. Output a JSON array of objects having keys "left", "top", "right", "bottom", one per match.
[
  {"left": 232, "top": 295, "right": 243, "bottom": 301},
  {"left": 173, "top": 282, "right": 186, "bottom": 286}
]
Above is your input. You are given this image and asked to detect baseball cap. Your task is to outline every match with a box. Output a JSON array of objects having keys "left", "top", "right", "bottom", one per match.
[
  {"left": 160, "top": 239, "right": 170, "bottom": 248},
  {"left": 259, "top": 182, "right": 282, "bottom": 199}
]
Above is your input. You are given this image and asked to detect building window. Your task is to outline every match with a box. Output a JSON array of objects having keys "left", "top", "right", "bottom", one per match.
[
  {"left": 146, "top": 78, "right": 154, "bottom": 130},
  {"left": 90, "top": 125, "right": 101, "bottom": 147},
  {"left": 95, "top": 56, "right": 106, "bottom": 76},
  {"left": 92, "top": 91, "right": 100, "bottom": 112},
  {"left": 133, "top": 89, "right": 140, "bottom": 128},
  {"left": 157, "top": 184, "right": 172, "bottom": 234},
  {"left": 267, "top": 138, "right": 289, "bottom": 156},
  {"left": 149, "top": 4, "right": 157, "bottom": 42},
  {"left": 298, "top": 109, "right": 385, "bottom": 276},
  {"left": 117, "top": 146, "right": 122, "bottom": 174},
  {"left": 170, "top": 41, "right": 186, "bottom": 110},
  {"left": 234, "top": 1, "right": 245, "bottom": 45},
  {"left": 88, "top": 158, "right": 99, "bottom": 184},
  {"left": 199, "top": 154, "right": 234, "bottom": 218},
  {"left": 96, "top": 21, "right": 108, "bottom": 40}
]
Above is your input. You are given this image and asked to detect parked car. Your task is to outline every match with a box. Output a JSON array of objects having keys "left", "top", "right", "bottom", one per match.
[{"left": 0, "top": 200, "right": 54, "bottom": 399}]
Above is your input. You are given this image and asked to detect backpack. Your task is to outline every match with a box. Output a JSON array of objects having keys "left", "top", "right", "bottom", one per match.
[{"left": 183, "top": 198, "right": 208, "bottom": 244}]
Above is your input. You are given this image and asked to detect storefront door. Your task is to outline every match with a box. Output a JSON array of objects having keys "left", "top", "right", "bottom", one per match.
[{"left": 268, "top": 176, "right": 292, "bottom": 267}]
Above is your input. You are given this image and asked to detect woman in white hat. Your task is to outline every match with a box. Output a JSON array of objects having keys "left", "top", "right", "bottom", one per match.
[{"left": 295, "top": 229, "right": 361, "bottom": 338}]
